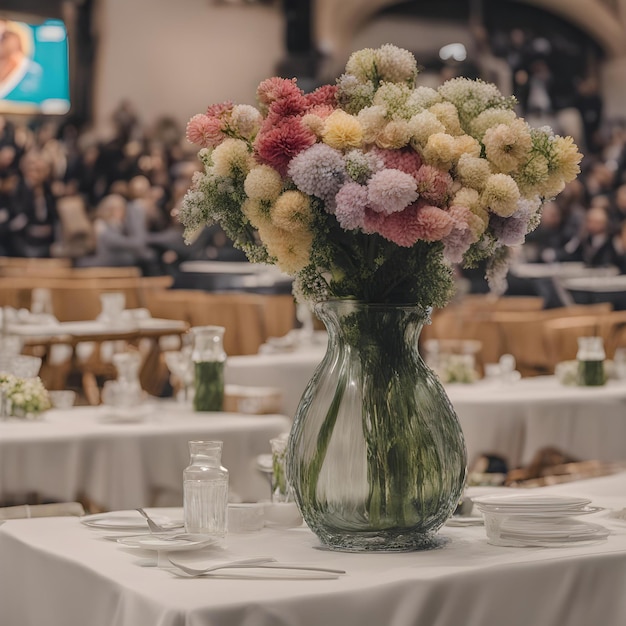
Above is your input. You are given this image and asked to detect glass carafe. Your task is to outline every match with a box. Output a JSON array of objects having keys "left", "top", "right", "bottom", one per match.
[
  {"left": 576, "top": 336, "right": 606, "bottom": 386},
  {"left": 183, "top": 440, "right": 229, "bottom": 536},
  {"left": 191, "top": 326, "right": 226, "bottom": 412},
  {"left": 110, "top": 351, "right": 143, "bottom": 406}
]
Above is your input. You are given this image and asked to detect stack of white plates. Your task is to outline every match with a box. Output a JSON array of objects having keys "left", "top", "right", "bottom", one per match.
[{"left": 472, "top": 494, "right": 608, "bottom": 547}]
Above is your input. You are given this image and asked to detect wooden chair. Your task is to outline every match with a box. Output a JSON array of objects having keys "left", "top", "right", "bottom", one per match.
[{"left": 459, "top": 294, "right": 545, "bottom": 312}]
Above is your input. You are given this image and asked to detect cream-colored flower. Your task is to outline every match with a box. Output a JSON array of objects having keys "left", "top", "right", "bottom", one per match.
[
  {"left": 456, "top": 154, "right": 492, "bottom": 191},
  {"left": 345, "top": 48, "right": 377, "bottom": 82},
  {"left": 230, "top": 104, "right": 263, "bottom": 138},
  {"left": 470, "top": 108, "right": 517, "bottom": 140},
  {"left": 244, "top": 165, "right": 283, "bottom": 201},
  {"left": 301, "top": 113, "right": 325, "bottom": 137},
  {"left": 211, "top": 138, "right": 253, "bottom": 178},
  {"left": 422, "top": 132, "right": 457, "bottom": 168},
  {"left": 408, "top": 111, "right": 446, "bottom": 147},
  {"left": 242, "top": 197, "right": 271, "bottom": 229},
  {"left": 516, "top": 154, "right": 549, "bottom": 194},
  {"left": 552, "top": 135, "right": 583, "bottom": 183},
  {"left": 428, "top": 102, "right": 463, "bottom": 136},
  {"left": 322, "top": 110, "right": 363, "bottom": 150},
  {"left": 481, "top": 173, "right": 521, "bottom": 217},
  {"left": 537, "top": 173, "right": 566, "bottom": 199},
  {"left": 483, "top": 119, "right": 532, "bottom": 173},
  {"left": 375, "top": 44, "right": 418, "bottom": 84},
  {"left": 406, "top": 86, "right": 442, "bottom": 111},
  {"left": 453, "top": 135, "right": 481, "bottom": 160},
  {"left": 258, "top": 222, "right": 313, "bottom": 275},
  {"left": 357, "top": 105, "right": 387, "bottom": 144},
  {"left": 454, "top": 187, "right": 489, "bottom": 227},
  {"left": 270, "top": 190, "right": 313, "bottom": 231},
  {"left": 375, "top": 120, "right": 412, "bottom": 149}
]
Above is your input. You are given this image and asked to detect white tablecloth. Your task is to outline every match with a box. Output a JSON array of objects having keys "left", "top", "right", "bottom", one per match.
[
  {"left": 228, "top": 344, "right": 626, "bottom": 468},
  {"left": 1, "top": 473, "right": 625, "bottom": 626},
  {"left": 226, "top": 346, "right": 326, "bottom": 419},
  {"left": 448, "top": 377, "right": 626, "bottom": 467},
  {"left": 0, "top": 404, "right": 291, "bottom": 509}
]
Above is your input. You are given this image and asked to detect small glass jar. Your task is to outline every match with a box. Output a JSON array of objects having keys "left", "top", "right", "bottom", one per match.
[
  {"left": 191, "top": 326, "right": 226, "bottom": 412},
  {"left": 270, "top": 436, "right": 293, "bottom": 503},
  {"left": 576, "top": 336, "right": 606, "bottom": 386},
  {"left": 183, "top": 440, "right": 229, "bottom": 536},
  {"left": 110, "top": 351, "right": 143, "bottom": 407}
]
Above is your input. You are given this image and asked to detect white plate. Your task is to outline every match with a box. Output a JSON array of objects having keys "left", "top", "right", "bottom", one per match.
[
  {"left": 499, "top": 518, "right": 608, "bottom": 538},
  {"left": 117, "top": 534, "right": 219, "bottom": 552},
  {"left": 475, "top": 505, "right": 603, "bottom": 517},
  {"left": 472, "top": 494, "right": 591, "bottom": 509},
  {"left": 80, "top": 511, "right": 183, "bottom": 531}
]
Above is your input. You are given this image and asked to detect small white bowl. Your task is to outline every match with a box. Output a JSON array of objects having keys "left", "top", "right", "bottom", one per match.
[
  {"left": 227, "top": 503, "right": 265, "bottom": 533},
  {"left": 263, "top": 501, "right": 303, "bottom": 528}
]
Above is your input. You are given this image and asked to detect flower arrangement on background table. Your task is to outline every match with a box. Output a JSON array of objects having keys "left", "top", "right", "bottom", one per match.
[
  {"left": 180, "top": 44, "right": 581, "bottom": 551},
  {"left": 0, "top": 375, "right": 51, "bottom": 419}
]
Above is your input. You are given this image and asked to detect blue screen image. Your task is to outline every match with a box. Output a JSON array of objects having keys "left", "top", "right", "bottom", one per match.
[{"left": 0, "top": 18, "right": 70, "bottom": 114}]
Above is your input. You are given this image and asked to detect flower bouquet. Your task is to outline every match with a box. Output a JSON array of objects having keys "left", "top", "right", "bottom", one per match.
[
  {"left": 0, "top": 374, "right": 51, "bottom": 419},
  {"left": 181, "top": 44, "right": 581, "bottom": 551}
]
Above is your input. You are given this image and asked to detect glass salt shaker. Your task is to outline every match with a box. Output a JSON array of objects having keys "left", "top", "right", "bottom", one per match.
[
  {"left": 183, "top": 440, "right": 229, "bottom": 537},
  {"left": 577, "top": 336, "right": 606, "bottom": 386},
  {"left": 191, "top": 326, "right": 226, "bottom": 412}
]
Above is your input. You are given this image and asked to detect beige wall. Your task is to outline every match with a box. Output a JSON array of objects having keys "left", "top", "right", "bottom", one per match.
[{"left": 93, "top": 0, "right": 284, "bottom": 129}]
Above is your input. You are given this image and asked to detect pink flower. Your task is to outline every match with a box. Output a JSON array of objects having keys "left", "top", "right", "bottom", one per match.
[
  {"left": 362, "top": 207, "right": 386, "bottom": 234},
  {"left": 264, "top": 92, "right": 309, "bottom": 125},
  {"left": 305, "top": 85, "right": 338, "bottom": 108},
  {"left": 371, "top": 205, "right": 424, "bottom": 247},
  {"left": 414, "top": 165, "right": 453, "bottom": 205},
  {"left": 367, "top": 169, "right": 418, "bottom": 215},
  {"left": 414, "top": 204, "right": 455, "bottom": 241},
  {"left": 372, "top": 147, "right": 422, "bottom": 179},
  {"left": 254, "top": 118, "right": 317, "bottom": 176},
  {"left": 186, "top": 114, "right": 224, "bottom": 148},
  {"left": 206, "top": 101, "right": 234, "bottom": 120},
  {"left": 305, "top": 104, "right": 335, "bottom": 119},
  {"left": 335, "top": 182, "right": 368, "bottom": 230},
  {"left": 257, "top": 77, "right": 304, "bottom": 109}
]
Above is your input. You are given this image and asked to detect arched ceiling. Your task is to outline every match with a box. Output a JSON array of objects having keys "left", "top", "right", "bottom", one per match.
[{"left": 316, "top": 0, "right": 626, "bottom": 59}]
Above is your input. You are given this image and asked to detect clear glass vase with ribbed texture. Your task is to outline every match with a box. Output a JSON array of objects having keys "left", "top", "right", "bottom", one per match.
[{"left": 287, "top": 300, "right": 467, "bottom": 552}]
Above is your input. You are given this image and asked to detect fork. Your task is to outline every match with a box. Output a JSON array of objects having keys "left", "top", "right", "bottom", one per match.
[
  {"left": 135, "top": 508, "right": 173, "bottom": 534},
  {"left": 168, "top": 557, "right": 346, "bottom": 577}
]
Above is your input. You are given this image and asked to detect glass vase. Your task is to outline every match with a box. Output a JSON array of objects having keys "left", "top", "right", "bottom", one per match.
[{"left": 287, "top": 300, "right": 467, "bottom": 552}]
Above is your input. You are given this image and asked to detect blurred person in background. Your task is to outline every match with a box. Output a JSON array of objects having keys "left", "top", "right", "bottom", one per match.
[
  {"left": 76, "top": 193, "right": 155, "bottom": 270},
  {"left": 562, "top": 206, "right": 621, "bottom": 268},
  {"left": 7, "top": 151, "right": 59, "bottom": 257}
]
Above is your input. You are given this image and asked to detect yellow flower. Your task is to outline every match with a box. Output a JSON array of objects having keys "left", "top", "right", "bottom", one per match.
[
  {"left": 322, "top": 110, "right": 363, "bottom": 150},
  {"left": 552, "top": 136, "right": 583, "bottom": 183},
  {"left": 375, "top": 120, "right": 412, "bottom": 149},
  {"left": 483, "top": 119, "right": 532, "bottom": 174},
  {"left": 428, "top": 102, "right": 463, "bottom": 136},
  {"left": 422, "top": 132, "right": 457, "bottom": 169},
  {"left": 244, "top": 165, "right": 283, "bottom": 201},
  {"left": 270, "top": 191, "right": 313, "bottom": 232},
  {"left": 481, "top": 173, "right": 520, "bottom": 217},
  {"left": 242, "top": 198, "right": 271, "bottom": 229},
  {"left": 259, "top": 222, "right": 312, "bottom": 274},
  {"left": 470, "top": 108, "right": 517, "bottom": 140},
  {"left": 456, "top": 154, "right": 492, "bottom": 191},
  {"left": 211, "top": 138, "right": 253, "bottom": 178},
  {"left": 408, "top": 111, "right": 446, "bottom": 147},
  {"left": 453, "top": 135, "right": 481, "bottom": 160},
  {"left": 454, "top": 187, "right": 489, "bottom": 227},
  {"left": 516, "top": 154, "right": 549, "bottom": 195}
]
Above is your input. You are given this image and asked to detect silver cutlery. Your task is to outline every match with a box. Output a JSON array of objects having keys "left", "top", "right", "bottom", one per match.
[
  {"left": 135, "top": 508, "right": 172, "bottom": 533},
  {"left": 168, "top": 557, "right": 346, "bottom": 577}
]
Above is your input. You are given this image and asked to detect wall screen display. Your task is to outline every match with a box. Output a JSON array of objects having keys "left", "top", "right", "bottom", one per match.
[{"left": 0, "top": 18, "right": 70, "bottom": 114}]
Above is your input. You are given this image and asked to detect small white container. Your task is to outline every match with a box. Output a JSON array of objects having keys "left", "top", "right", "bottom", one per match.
[{"left": 227, "top": 503, "right": 265, "bottom": 533}]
